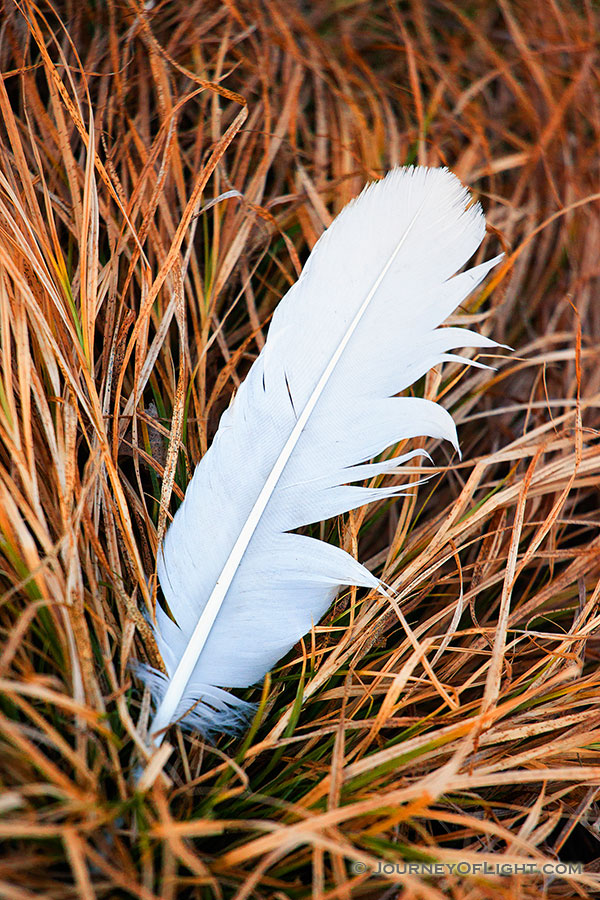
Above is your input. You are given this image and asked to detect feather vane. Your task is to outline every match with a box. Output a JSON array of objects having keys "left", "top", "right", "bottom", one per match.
[{"left": 139, "top": 166, "right": 502, "bottom": 744}]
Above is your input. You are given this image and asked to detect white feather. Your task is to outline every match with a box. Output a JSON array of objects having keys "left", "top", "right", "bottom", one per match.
[{"left": 138, "top": 166, "right": 502, "bottom": 744}]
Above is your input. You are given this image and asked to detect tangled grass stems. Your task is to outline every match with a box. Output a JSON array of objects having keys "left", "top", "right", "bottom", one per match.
[{"left": 0, "top": 1, "right": 599, "bottom": 897}]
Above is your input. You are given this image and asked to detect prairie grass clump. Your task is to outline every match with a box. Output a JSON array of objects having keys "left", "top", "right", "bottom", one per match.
[{"left": 0, "top": 1, "right": 599, "bottom": 897}]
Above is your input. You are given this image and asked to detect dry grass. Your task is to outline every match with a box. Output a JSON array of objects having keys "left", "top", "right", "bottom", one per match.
[{"left": 0, "top": 0, "right": 599, "bottom": 897}]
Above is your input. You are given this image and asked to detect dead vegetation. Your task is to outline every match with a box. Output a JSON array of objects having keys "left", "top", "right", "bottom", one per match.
[{"left": 0, "top": 0, "right": 599, "bottom": 897}]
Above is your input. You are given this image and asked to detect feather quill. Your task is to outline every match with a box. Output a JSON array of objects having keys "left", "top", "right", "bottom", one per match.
[{"left": 139, "top": 166, "right": 502, "bottom": 746}]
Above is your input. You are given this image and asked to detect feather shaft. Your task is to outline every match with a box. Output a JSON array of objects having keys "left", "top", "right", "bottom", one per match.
[{"left": 149, "top": 194, "right": 428, "bottom": 743}]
